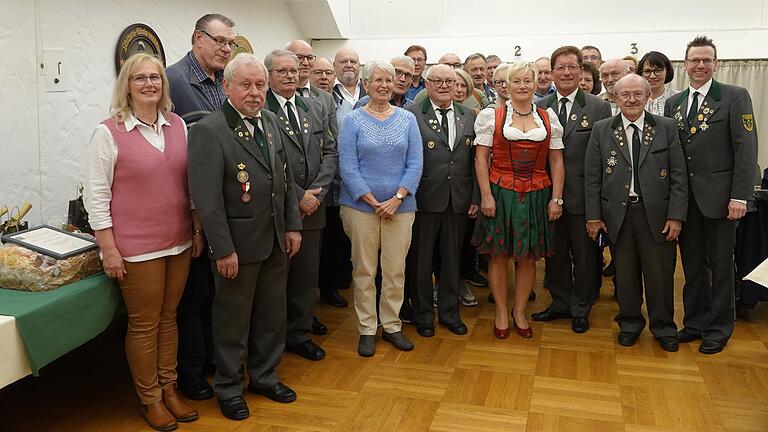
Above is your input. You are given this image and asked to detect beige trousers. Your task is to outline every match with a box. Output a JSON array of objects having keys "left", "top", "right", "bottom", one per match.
[
  {"left": 119, "top": 248, "right": 191, "bottom": 404},
  {"left": 341, "top": 206, "right": 415, "bottom": 335}
]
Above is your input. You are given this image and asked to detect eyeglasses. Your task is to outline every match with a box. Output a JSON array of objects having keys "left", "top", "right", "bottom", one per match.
[
  {"left": 618, "top": 91, "right": 645, "bottom": 101},
  {"left": 270, "top": 68, "right": 299, "bottom": 77},
  {"left": 493, "top": 79, "right": 507, "bottom": 87},
  {"left": 199, "top": 29, "right": 238, "bottom": 50},
  {"left": 445, "top": 63, "right": 462, "bottom": 69},
  {"left": 554, "top": 64, "right": 581, "bottom": 73},
  {"left": 428, "top": 78, "right": 456, "bottom": 87},
  {"left": 410, "top": 57, "right": 426, "bottom": 64},
  {"left": 642, "top": 68, "right": 665, "bottom": 77},
  {"left": 686, "top": 58, "right": 715, "bottom": 66},
  {"left": 312, "top": 69, "right": 335, "bottom": 76},
  {"left": 296, "top": 54, "right": 316, "bottom": 63},
  {"left": 131, "top": 74, "right": 162, "bottom": 85},
  {"left": 395, "top": 69, "right": 414, "bottom": 80}
]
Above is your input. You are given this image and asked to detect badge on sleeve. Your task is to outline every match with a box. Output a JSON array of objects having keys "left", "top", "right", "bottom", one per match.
[{"left": 742, "top": 114, "right": 754, "bottom": 132}]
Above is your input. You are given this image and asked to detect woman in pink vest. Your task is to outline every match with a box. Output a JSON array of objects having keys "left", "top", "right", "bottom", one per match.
[
  {"left": 472, "top": 62, "right": 565, "bottom": 339},
  {"left": 84, "top": 53, "right": 202, "bottom": 431}
]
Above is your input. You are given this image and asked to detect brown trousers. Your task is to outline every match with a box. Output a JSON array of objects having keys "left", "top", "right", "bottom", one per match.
[{"left": 119, "top": 249, "right": 191, "bottom": 404}]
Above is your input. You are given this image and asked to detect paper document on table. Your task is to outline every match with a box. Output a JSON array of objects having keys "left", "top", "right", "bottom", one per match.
[{"left": 744, "top": 257, "right": 768, "bottom": 289}]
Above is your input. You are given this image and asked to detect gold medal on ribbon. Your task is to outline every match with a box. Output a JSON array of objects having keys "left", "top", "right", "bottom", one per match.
[{"left": 237, "top": 170, "right": 249, "bottom": 183}]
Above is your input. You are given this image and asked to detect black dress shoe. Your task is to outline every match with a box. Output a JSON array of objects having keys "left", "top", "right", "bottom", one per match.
[
  {"left": 657, "top": 336, "right": 679, "bottom": 352},
  {"left": 288, "top": 340, "right": 326, "bottom": 361},
  {"left": 699, "top": 340, "right": 725, "bottom": 355},
  {"left": 439, "top": 320, "right": 468, "bottom": 335},
  {"left": 177, "top": 374, "right": 213, "bottom": 401},
  {"left": 463, "top": 271, "right": 488, "bottom": 287},
  {"left": 676, "top": 328, "right": 700, "bottom": 343},
  {"left": 571, "top": 317, "right": 589, "bottom": 334},
  {"left": 320, "top": 292, "right": 348, "bottom": 308},
  {"left": 618, "top": 332, "right": 639, "bottom": 347},
  {"left": 382, "top": 331, "right": 414, "bottom": 351},
  {"left": 311, "top": 316, "right": 327, "bottom": 335},
  {"left": 248, "top": 382, "right": 297, "bottom": 403},
  {"left": 531, "top": 308, "right": 571, "bottom": 322},
  {"left": 416, "top": 325, "right": 435, "bottom": 337},
  {"left": 217, "top": 396, "right": 249, "bottom": 420}
]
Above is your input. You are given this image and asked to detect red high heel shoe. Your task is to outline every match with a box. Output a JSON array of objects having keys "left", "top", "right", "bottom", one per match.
[
  {"left": 493, "top": 323, "right": 510, "bottom": 339},
  {"left": 512, "top": 314, "right": 533, "bottom": 338}
]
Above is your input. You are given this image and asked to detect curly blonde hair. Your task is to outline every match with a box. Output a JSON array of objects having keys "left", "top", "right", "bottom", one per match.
[{"left": 111, "top": 53, "right": 171, "bottom": 123}]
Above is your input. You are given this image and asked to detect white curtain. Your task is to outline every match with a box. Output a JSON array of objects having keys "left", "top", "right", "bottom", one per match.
[{"left": 669, "top": 60, "right": 767, "bottom": 171}]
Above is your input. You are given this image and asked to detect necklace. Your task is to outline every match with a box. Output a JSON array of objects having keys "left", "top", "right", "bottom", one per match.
[
  {"left": 136, "top": 114, "right": 159, "bottom": 131},
  {"left": 512, "top": 107, "right": 532, "bottom": 117},
  {"left": 366, "top": 104, "right": 393, "bottom": 115}
]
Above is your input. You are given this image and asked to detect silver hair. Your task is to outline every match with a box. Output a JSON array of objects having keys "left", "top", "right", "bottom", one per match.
[
  {"left": 493, "top": 63, "right": 511, "bottom": 81},
  {"left": 361, "top": 60, "right": 396, "bottom": 81},
  {"left": 224, "top": 53, "right": 267, "bottom": 82},
  {"left": 424, "top": 63, "right": 456, "bottom": 80},
  {"left": 264, "top": 49, "right": 299, "bottom": 71},
  {"left": 390, "top": 55, "right": 415, "bottom": 69},
  {"left": 615, "top": 74, "right": 651, "bottom": 95}
]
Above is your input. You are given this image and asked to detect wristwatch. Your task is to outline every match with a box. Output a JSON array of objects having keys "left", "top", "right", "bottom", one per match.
[
  {"left": 395, "top": 192, "right": 406, "bottom": 201},
  {"left": 551, "top": 198, "right": 563, "bottom": 206}
]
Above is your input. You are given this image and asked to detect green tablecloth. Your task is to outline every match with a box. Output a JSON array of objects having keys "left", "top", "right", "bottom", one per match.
[{"left": 0, "top": 274, "right": 121, "bottom": 375}]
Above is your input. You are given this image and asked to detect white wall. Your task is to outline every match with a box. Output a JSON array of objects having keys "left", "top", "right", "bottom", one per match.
[
  {"left": 312, "top": 0, "right": 768, "bottom": 61},
  {"left": 0, "top": 0, "right": 303, "bottom": 226}
]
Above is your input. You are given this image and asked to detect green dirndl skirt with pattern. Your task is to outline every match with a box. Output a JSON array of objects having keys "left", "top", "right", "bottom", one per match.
[{"left": 471, "top": 183, "right": 554, "bottom": 259}]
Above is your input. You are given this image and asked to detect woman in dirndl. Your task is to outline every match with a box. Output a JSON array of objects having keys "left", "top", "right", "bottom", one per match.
[{"left": 473, "top": 61, "right": 565, "bottom": 339}]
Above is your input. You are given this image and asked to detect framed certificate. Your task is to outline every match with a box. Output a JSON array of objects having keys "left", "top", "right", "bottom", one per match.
[{"left": 1, "top": 225, "right": 98, "bottom": 260}]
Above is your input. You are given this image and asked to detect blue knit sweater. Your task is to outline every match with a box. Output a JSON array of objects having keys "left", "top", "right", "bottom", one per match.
[{"left": 339, "top": 108, "right": 423, "bottom": 213}]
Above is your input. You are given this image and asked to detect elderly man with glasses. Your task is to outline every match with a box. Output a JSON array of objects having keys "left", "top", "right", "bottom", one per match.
[{"left": 263, "top": 49, "right": 338, "bottom": 363}]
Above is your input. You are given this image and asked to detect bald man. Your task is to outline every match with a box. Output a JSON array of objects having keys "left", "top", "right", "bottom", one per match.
[
  {"left": 599, "top": 59, "right": 630, "bottom": 114},
  {"left": 310, "top": 57, "right": 335, "bottom": 93}
]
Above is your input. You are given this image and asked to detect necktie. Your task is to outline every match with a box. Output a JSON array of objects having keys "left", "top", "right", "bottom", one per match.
[
  {"left": 687, "top": 91, "right": 700, "bottom": 125},
  {"left": 298, "top": 88, "right": 308, "bottom": 98},
  {"left": 285, "top": 100, "right": 301, "bottom": 135},
  {"left": 246, "top": 117, "right": 271, "bottom": 167},
  {"left": 437, "top": 107, "right": 450, "bottom": 144},
  {"left": 631, "top": 124, "right": 642, "bottom": 197},
  {"left": 558, "top": 97, "right": 568, "bottom": 127}
]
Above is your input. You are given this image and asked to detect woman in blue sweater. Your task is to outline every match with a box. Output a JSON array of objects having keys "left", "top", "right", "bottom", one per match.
[{"left": 339, "top": 60, "right": 423, "bottom": 357}]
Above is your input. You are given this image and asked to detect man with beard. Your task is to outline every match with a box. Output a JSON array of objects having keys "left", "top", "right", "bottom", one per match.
[
  {"left": 264, "top": 50, "right": 338, "bottom": 362},
  {"left": 332, "top": 47, "right": 366, "bottom": 124}
]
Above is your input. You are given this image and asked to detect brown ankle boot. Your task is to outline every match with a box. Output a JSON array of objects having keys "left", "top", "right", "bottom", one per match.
[
  {"left": 163, "top": 385, "right": 199, "bottom": 422},
  {"left": 141, "top": 401, "right": 177, "bottom": 431}
]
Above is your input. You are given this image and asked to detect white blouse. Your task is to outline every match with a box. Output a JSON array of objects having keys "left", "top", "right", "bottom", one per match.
[
  {"left": 474, "top": 101, "right": 564, "bottom": 149},
  {"left": 84, "top": 111, "right": 191, "bottom": 262}
]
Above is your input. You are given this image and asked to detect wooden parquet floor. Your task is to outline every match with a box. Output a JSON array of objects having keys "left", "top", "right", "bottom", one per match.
[{"left": 2, "top": 259, "right": 768, "bottom": 432}]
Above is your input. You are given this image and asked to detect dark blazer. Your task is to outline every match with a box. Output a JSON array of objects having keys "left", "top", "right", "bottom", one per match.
[
  {"left": 309, "top": 85, "right": 339, "bottom": 140},
  {"left": 408, "top": 98, "right": 478, "bottom": 213},
  {"left": 188, "top": 101, "right": 302, "bottom": 263},
  {"left": 664, "top": 80, "right": 758, "bottom": 219},
  {"left": 166, "top": 52, "right": 219, "bottom": 127},
  {"left": 537, "top": 89, "right": 612, "bottom": 214},
  {"left": 265, "top": 90, "right": 338, "bottom": 230},
  {"left": 585, "top": 112, "right": 688, "bottom": 243}
]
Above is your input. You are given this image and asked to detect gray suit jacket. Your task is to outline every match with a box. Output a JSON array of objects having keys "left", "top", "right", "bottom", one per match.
[
  {"left": 664, "top": 80, "right": 758, "bottom": 219},
  {"left": 585, "top": 112, "right": 688, "bottom": 243},
  {"left": 188, "top": 101, "right": 302, "bottom": 263},
  {"left": 408, "top": 98, "right": 478, "bottom": 213},
  {"left": 266, "top": 91, "right": 338, "bottom": 230},
  {"left": 309, "top": 85, "right": 339, "bottom": 140},
  {"left": 537, "top": 89, "right": 612, "bottom": 214}
]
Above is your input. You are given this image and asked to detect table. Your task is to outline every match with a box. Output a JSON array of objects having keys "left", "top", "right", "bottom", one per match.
[{"left": 0, "top": 274, "right": 121, "bottom": 387}]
